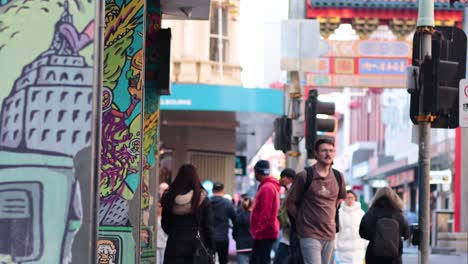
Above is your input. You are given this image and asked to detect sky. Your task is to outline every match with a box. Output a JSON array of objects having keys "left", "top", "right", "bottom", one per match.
[
  {"left": 239, "top": 0, "right": 365, "bottom": 88},
  {"left": 239, "top": 0, "right": 289, "bottom": 88}
]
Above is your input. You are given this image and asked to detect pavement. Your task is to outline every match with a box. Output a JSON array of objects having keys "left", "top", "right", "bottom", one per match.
[
  {"left": 225, "top": 246, "right": 468, "bottom": 264},
  {"left": 403, "top": 245, "right": 468, "bottom": 264}
]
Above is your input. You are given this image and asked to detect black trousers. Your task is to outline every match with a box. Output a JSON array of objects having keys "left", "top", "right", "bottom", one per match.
[
  {"left": 215, "top": 240, "right": 229, "bottom": 264},
  {"left": 250, "top": 239, "right": 275, "bottom": 264},
  {"left": 288, "top": 224, "right": 304, "bottom": 264}
]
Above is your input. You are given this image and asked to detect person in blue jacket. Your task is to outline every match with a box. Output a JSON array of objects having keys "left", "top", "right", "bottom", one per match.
[{"left": 210, "top": 182, "right": 236, "bottom": 264}]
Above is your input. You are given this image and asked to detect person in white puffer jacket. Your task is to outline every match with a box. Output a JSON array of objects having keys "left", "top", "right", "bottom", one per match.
[{"left": 336, "top": 190, "right": 368, "bottom": 264}]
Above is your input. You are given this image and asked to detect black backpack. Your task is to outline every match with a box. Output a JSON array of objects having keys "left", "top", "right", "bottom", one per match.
[
  {"left": 288, "top": 167, "right": 343, "bottom": 264},
  {"left": 372, "top": 215, "right": 400, "bottom": 258},
  {"left": 302, "top": 167, "right": 343, "bottom": 232}
]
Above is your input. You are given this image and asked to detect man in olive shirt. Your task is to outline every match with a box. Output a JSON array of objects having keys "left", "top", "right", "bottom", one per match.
[{"left": 286, "top": 139, "right": 346, "bottom": 264}]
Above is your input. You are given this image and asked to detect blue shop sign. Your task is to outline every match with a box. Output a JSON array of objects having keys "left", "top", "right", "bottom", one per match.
[{"left": 160, "top": 83, "right": 284, "bottom": 116}]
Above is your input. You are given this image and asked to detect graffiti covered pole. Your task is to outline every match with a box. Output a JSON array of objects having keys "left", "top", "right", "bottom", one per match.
[
  {"left": 416, "top": 0, "right": 435, "bottom": 263},
  {"left": 88, "top": 0, "right": 105, "bottom": 260}
]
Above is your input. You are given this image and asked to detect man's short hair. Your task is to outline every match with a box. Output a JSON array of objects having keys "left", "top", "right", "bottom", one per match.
[
  {"left": 213, "top": 182, "right": 224, "bottom": 192},
  {"left": 314, "top": 138, "right": 335, "bottom": 151},
  {"left": 280, "top": 168, "right": 296, "bottom": 179}
]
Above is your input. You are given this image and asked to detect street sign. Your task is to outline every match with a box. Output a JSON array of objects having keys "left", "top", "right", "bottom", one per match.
[
  {"left": 280, "top": 19, "right": 320, "bottom": 71},
  {"left": 429, "top": 170, "right": 452, "bottom": 185},
  {"left": 235, "top": 156, "right": 247, "bottom": 176},
  {"left": 460, "top": 79, "right": 468, "bottom": 127}
]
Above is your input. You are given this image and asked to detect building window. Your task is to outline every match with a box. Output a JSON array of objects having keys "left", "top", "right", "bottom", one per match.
[
  {"left": 209, "top": 5, "right": 229, "bottom": 62},
  {"left": 209, "top": 38, "right": 228, "bottom": 62}
]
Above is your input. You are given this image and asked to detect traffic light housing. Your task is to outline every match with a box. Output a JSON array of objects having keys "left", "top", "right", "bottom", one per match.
[
  {"left": 305, "top": 90, "right": 336, "bottom": 159},
  {"left": 409, "top": 26, "right": 467, "bottom": 128},
  {"left": 273, "top": 116, "right": 292, "bottom": 152}
]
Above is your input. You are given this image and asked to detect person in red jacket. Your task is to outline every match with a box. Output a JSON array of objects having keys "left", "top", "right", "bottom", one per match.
[{"left": 250, "top": 160, "right": 281, "bottom": 264}]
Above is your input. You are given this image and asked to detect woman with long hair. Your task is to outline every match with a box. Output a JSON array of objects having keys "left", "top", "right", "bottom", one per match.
[
  {"left": 232, "top": 195, "right": 254, "bottom": 264},
  {"left": 161, "top": 164, "right": 215, "bottom": 263},
  {"left": 359, "top": 187, "right": 409, "bottom": 264},
  {"left": 336, "top": 190, "right": 368, "bottom": 264}
]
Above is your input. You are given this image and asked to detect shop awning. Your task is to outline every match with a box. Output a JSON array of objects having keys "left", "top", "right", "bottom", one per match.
[{"left": 160, "top": 83, "right": 284, "bottom": 161}]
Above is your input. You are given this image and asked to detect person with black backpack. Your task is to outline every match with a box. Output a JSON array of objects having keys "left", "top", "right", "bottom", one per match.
[
  {"left": 286, "top": 139, "right": 346, "bottom": 264},
  {"left": 359, "top": 186, "right": 410, "bottom": 264}
]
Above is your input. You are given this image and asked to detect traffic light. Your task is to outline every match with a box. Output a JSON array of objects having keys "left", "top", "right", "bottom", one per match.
[
  {"left": 305, "top": 89, "right": 336, "bottom": 159},
  {"left": 273, "top": 116, "right": 292, "bottom": 152},
  {"left": 409, "top": 26, "right": 467, "bottom": 128}
]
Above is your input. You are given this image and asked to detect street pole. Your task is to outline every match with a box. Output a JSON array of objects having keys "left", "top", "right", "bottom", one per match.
[
  {"left": 287, "top": 71, "right": 301, "bottom": 169},
  {"left": 286, "top": 0, "right": 305, "bottom": 170},
  {"left": 416, "top": 0, "right": 435, "bottom": 263}
]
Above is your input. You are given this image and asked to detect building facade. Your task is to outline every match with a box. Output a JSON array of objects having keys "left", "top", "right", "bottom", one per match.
[
  {"left": 303, "top": 0, "right": 466, "bottom": 241},
  {"left": 160, "top": 0, "right": 284, "bottom": 196},
  {"left": 164, "top": 0, "right": 242, "bottom": 86}
]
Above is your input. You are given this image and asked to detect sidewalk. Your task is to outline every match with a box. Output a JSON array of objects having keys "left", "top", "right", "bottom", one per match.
[{"left": 403, "top": 245, "right": 468, "bottom": 264}]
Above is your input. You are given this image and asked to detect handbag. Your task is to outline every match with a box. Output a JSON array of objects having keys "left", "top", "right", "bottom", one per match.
[
  {"left": 193, "top": 204, "right": 214, "bottom": 264},
  {"left": 193, "top": 229, "right": 214, "bottom": 264}
]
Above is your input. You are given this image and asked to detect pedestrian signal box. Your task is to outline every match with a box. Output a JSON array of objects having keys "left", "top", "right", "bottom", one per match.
[{"left": 305, "top": 89, "right": 336, "bottom": 159}]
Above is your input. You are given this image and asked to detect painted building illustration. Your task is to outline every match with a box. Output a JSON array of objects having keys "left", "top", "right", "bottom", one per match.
[
  {"left": 0, "top": 1, "right": 94, "bottom": 263},
  {"left": 0, "top": 23, "right": 93, "bottom": 155},
  {"left": 0, "top": 0, "right": 209, "bottom": 262}
]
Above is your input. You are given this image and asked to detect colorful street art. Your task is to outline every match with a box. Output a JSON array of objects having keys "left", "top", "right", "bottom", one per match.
[
  {"left": 0, "top": 0, "right": 95, "bottom": 262},
  {"left": 99, "top": 0, "right": 144, "bottom": 226},
  {"left": 99, "top": 0, "right": 144, "bottom": 262},
  {"left": 98, "top": 226, "right": 135, "bottom": 264},
  {"left": 140, "top": 3, "right": 161, "bottom": 263}
]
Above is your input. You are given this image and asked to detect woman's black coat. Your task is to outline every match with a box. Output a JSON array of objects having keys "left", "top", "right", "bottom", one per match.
[
  {"left": 161, "top": 190, "right": 215, "bottom": 264},
  {"left": 232, "top": 207, "right": 253, "bottom": 251},
  {"left": 359, "top": 199, "right": 410, "bottom": 264}
]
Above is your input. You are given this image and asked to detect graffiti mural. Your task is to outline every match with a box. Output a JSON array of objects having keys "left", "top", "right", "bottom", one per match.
[
  {"left": 139, "top": 2, "right": 162, "bottom": 263},
  {"left": 98, "top": 226, "right": 135, "bottom": 264},
  {"left": 99, "top": 0, "right": 144, "bottom": 225},
  {"left": 0, "top": 0, "right": 95, "bottom": 262},
  {"left": 97, "top": 240, "right": 118, "bottom": 264},
  {"left": 99, "top": 0, "right": 144, "bottom": 262}
]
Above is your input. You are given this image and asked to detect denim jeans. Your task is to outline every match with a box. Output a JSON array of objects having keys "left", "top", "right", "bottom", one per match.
[
  {"left": 299, "top": 238, "right": 335, "bottom": 264},
  {"left": 273, "top": 242, "right": 290, "bottom": 264},
  {"left": 237, "top": 252, "right": 251, "bottom": 264}
]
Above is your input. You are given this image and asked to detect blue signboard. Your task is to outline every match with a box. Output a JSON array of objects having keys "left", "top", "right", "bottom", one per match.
[
  {"left": 160, "top": 83, "right": 284, "bottom": 116},
  {"left": 235, "top": 156, "right": 247, "bottom": 176},
  {"left": 359, "top": 58, "right": 408, "bottom": 75}
]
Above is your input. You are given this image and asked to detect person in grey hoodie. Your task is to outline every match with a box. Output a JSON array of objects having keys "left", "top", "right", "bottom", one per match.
[{"left": 210, "top": 182, "right": 236, "bottom": 264}]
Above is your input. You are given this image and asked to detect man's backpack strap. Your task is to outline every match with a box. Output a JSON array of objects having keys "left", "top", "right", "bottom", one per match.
[
  {"left": 299, "top": 167, "right": 342, "bottom": 204},
  {"left": 332, "top": 168, "right": 343, "bottom": 198},
  {"left": 296, "top": 166, "right": 314, "bottom": 207},
  {"left": 332, "top": 168, "right": 343, "bottom": 233}
]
